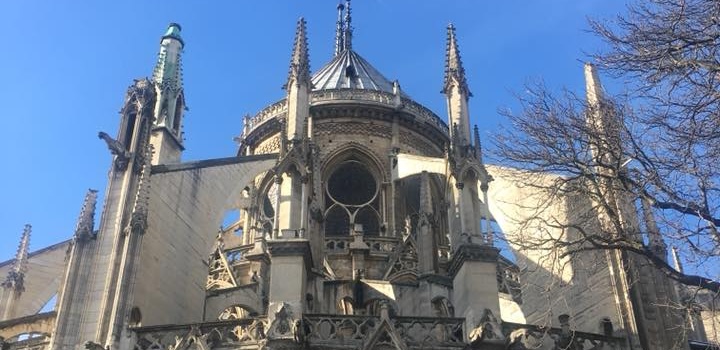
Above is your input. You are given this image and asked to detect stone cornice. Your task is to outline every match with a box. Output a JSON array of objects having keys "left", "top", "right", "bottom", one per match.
[
  {"left": 267, "top": 239, "right": 313, "bottom": 271},
  {"left": 447, "top": 244, "right": 499, "bottom": 278},
  {"left": 417, "top": 273, "right": 453, "bottom": 287}
]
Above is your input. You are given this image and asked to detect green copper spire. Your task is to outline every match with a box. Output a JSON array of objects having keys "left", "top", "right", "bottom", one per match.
[
  {"left": 152, "top": 23, "right": 184, "bottom": 93},
  {"left": 162, "top": 23, "right": 184, "bottom": 48}
]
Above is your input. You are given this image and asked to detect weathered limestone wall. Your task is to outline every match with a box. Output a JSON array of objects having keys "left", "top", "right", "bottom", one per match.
[
  {"left": 131, "top": 156, "right": 276, "bottom": 327},
  {"left": 149, "top": 128, "right": 182, "bottom": 165},
  {"left": 76, "top": 169, "right": 135, "bottom": 344},
  {"left": 486, "top": 164, "right": 623, "bottom": 334},
  {"left": 701, "top": 309, "right": 719, "bottom": 345}
]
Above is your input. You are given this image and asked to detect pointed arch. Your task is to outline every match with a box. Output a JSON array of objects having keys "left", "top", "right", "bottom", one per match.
[
  {"left": 321, "top": 142, "right": 387, "bottom": 183},
  {"left": 321, "top": 143, "right": 387, "bottom": 237},
  {"left": 173, "top": 92, "right": 185, "bottom": 133}
]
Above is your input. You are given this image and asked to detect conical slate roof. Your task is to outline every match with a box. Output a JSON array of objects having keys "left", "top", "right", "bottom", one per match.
[{"left": 311, "top": 49, "right": 396, "bottom": 94}]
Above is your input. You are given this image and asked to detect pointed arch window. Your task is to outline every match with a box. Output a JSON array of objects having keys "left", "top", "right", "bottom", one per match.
[{"left": 324, "top": 159, "right": 381, "bottom": 236}]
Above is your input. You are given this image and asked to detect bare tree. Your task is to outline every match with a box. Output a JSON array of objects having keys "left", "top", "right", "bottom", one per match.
[{"left": 493, "top": 0, "right": 719, "bottom": 295}]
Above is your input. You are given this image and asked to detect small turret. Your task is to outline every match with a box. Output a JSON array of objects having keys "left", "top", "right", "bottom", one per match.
[
  {"left": 150, "top": 23, "right": 186, "bottom": 165},
  {"left": 0, "top": 225, "right": 31, "bottom": 320},
  {"left": 152, "top": 23, "right": 184, "bottom": 95},
  {"left": 584, "top": 63, "right": 622, "bottom": 170},
  {"left": 584, "top": 62, "right": 603, "bottom": 108},
  {"left": 443, "top": 24, "right": 472, "bottom": 146},
  {"left": 2, "top": 225, "right": 31, "bottom": 291},
  {"left": 284, "top": 18, "right": 311, "bottom": 141},
  {"left": 473, "top": 125, "right": 482, "bottom": 161},
  {"left": 74, "top": 189, "right": 98, "bottom": 241},
  {"left": 285, "top": 18, "right": 311, "bottom": 89},
  {"left": 442, "top": 24, "right": 471, "bottom": 97}
]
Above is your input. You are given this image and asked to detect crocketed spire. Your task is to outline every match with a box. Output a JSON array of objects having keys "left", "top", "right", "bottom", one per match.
[
  {"left": 74, "top": 189, "right": 98, "bottom": 241},
  {"left": 442, "top": 24, "right": 471, "bottom": 96},
  {"left": 2, "top": 225, "right": 31, "bottom": 291},
  {"left": 152, "top": 23, "right": 184, "bottom": 93},
  {"left": 285, "top": 17, "right": 311, "bottom": 89}
]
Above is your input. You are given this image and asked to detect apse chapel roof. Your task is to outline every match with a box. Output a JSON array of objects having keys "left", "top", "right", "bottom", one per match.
[
  {"left": 312, "top": 49, "right": 396, "bottom": 93},
  {"left": 310, "top": 1, "right": 399, "bottom": 95}
]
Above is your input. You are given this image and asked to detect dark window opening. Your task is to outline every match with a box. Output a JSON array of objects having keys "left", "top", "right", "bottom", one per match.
[{"left": 124, "top": 112, "right": 137, "bottom": 150}]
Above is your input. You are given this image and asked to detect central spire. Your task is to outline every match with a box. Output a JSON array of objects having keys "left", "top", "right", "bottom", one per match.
[
  {"left": 334, "top": 3, "right": 344, "bottom": 56},
  {"left": 333, "top": 0, "right": 353, "bottom": 56},
  {"left": 343, "top": 0, "right": 353, "bottom": 51}
]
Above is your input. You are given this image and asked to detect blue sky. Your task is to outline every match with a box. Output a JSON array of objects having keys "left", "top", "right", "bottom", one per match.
[{"left": 0, "top": 1, "right": 628, "bottom": 261}]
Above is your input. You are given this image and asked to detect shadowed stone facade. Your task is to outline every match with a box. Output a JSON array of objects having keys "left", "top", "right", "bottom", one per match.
[{"left": 0, "top": 4, "right": 714, "bottom": 350}]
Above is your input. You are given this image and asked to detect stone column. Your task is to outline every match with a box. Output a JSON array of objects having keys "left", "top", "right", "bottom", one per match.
[
  {"left": 481, "top": 182, "right": 492, "bottom": 245},
  {"left": 448, "top": 243, "right": 501, "bottom": 340},
  {"left": 266, "top": 240, "right": 312, "bottom": 346}
]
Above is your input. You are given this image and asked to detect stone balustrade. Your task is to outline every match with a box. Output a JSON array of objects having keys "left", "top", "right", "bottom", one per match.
[
  {"left": 133, "top": 318, "right": 269, "bottom": 350},
  {"left": 242, "top": 89, "right": 449, "bottom": 140},
  {"left": 302, "top": 314, "right": 465, "bottom": 349}
]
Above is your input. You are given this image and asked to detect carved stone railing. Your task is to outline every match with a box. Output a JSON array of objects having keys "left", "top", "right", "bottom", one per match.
[
  {"left": 393, "top": 316, "right": 465, "bottom": 347},
  {"left": 133, "top": 318, "right": 268, "bottom": 350},
  {"left": 324, "top": 237, "right": 352, "bottom": 252},
  {"left": 129, "top": 315, "right": 626, "bottom": 350},
  {"left": 302, "top": 314, "right": 376, "bottom": 345},
  {"left": 325, "top": 236, "right": 400, "bottom": 255},
  {"left": 244, "top": 99, "right": 287, "bottom": 137},
  {"left": 310, "top": 89, "right": 449, "bottom": 137},
  {"left": 502, "top": 321, "right": 627, "bottom": 350},
  {"left": 302, "top": 314, "right": 465, "bottom": 349},
  {"left": 364, "top": 236, "right": 399, "bottom": 254},
  {"left": 399, "top": 96, "right": 449, "bottom": 133}
]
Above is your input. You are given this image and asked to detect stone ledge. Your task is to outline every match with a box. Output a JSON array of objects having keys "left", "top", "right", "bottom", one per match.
[
  {"left": 267, "top": 240, "right": 313, "bottom": 272},
  {"left": 447, "top": 243, "right": 499, "bottom": 278}
]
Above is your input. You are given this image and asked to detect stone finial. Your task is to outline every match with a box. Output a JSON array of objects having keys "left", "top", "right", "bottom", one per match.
[
  {"left": 442, "top": 24, "right": 471, "bottom": 96},
  {"left": 473, "top": 125, "right": 483, "bottom": 161},
  {"left": 2, "top": 225, "right": 31, "bottom": 291},
  {"left": 285, "top": 17, "right": 311, "bottom": 89},
  {"left": 74, "top": 189, "right": 99, "bottom": 241}
]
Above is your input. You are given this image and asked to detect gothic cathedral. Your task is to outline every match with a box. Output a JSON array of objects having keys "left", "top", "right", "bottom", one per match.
[{"left": 0, "top": 3, "right": 710, "bottom": 350}]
